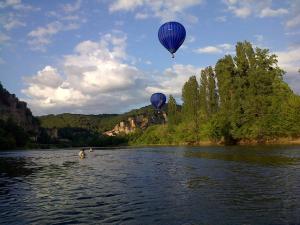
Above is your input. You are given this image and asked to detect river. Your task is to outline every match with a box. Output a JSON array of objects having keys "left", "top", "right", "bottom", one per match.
[{"left": 1, "top": 146, "right": 300, "bottom": 224}]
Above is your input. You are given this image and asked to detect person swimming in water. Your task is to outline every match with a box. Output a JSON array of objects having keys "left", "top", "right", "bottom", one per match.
[{"left": 79, "top": 149, "right": 86, "bottom": 159}]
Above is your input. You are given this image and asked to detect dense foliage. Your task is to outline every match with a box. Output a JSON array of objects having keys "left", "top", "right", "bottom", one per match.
[
  {"left": 134, "top": 42, "right": 300, "bottom": 145},
  {"left": 38, "top": 105, "right": 160, "bottom": 133},
  {"left": 35, "top": 105, "right": 166, "bottom": 148},
  {"left": 0, "top": 119, "right": 29, "bottom": 149}
]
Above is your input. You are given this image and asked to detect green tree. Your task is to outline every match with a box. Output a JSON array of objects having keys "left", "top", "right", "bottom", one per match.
[
  {"left": 214, "top": 55, "right": 236, "bottom": 143},
  {"left": 213, "top": 41, "right": 290, "bottom": 143},
  {"left": 167, "top": 95, "right": 178, "bottom": 129},
  {"left": 207, "top": 66, "right": 219, "bottom": 115},
  {"left": 182, "top": 76, "right": 200, "bottom": 140},
  {"left": 199, "top": 68, "right": 208, "bottom": 119}
]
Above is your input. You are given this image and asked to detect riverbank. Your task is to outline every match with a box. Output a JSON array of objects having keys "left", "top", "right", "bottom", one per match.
[
  {"left": 129, "top": 137, "right": 300, "bottom": 148},
  {"left": 3, "top": 137, "right": 300, "bottom": 151}
]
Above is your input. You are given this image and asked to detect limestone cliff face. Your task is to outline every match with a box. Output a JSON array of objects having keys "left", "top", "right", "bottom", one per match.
[
  {"left": 104, "top": 112, "right": 167, "bottom": 136},
  {"left": 0, "top": 83, "right": 38, "bottom": 132}
]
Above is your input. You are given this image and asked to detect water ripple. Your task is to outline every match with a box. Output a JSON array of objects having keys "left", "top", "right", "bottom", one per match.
[{"left": 0, "top": 147, "right": 300, "bottom": 224}]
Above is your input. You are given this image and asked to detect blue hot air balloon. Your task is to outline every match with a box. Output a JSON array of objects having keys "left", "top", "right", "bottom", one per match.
[
  {"left": 150, "top": 93, "right": 166, "bottom": 110},
  {"left": 158, "top": 21, "right": 186, "bottom": 58}
]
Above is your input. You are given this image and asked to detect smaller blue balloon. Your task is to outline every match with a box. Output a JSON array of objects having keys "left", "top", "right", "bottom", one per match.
[{"left": 150, "top": 93, "right": 166, "bottom": 110}]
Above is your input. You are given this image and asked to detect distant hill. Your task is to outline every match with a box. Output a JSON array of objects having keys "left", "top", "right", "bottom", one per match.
[{"left": 38, "top": 105, "right": 169, "bottom": 133}]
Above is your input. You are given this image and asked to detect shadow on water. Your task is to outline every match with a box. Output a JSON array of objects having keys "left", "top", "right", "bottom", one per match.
[
  {"left": 0, "top": 157, "right": 80, "bottom": 178},
  {"left": 184, "top": 149, "right": 300, "bottom": 166},
  {"left": 0, "top": 157, "right": 41, "bottom": 178},
  {"left": 0, "top": 154, "right": 81, "bottom": 195}
]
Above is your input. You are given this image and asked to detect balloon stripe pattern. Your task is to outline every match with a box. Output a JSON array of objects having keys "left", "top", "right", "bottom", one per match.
[
  {"left": 150, "top": 93, "right": 166, "bottom": 110},
  {"left": 158, "top": 21, "right": 186, "bottom": 56}
]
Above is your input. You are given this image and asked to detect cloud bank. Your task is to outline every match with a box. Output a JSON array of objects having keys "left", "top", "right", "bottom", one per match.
[
  {"left": 109, "top": 0, "right": 203, "bottom": 23},
  {"left": 22, "top": 33, "right": 202, "bottom": 115}
]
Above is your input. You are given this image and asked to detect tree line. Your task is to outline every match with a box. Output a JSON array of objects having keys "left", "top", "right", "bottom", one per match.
[{"left": 134, "top": 41, "right": 300, "bottom": 145}]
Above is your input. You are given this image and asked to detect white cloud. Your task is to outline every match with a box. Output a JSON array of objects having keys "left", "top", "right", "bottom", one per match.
[
  {"left": 276, "top": 46, "right": 300, "bottom": 94},
  {"left": 22, "top": 32, "right": 201, "bottom": 115},
  {"left": 23, "top": 66, "right": 63, "bottom": 89},
  {"left": 145, "top": 64, "right": 202, "bottom": 97},
  {"left": 223, "top": 0, "right": 254, "bottom": 18},
  {"left": 215, "top": 16, "right": 227, "bottom": 22},
  {"left": 195, "top": 46, "right": 222, "bottom": 54},
  {"left": 27, "top": 19, "right": 82, "bottom": 51},
  {"left": 4, "top": 18, "right": 25, "bottom": 30},
  {"left": 22, "top": 33, "right": 148, "bottom": 115},
  {"left": 186, "top": 35, "right": 196, "bottom": 43},
  {"left": 135, "top": 12, "right": 149, "bottom": 19},
  {"left": 259, "top": 7, "right": 288, "bottom": 17},
  {"left": 61, "top": 0, "right": 82, "bottom": 13},
  {"left": 285, "top": 0, "right": 300, "bottom": 28},
  {"left": 62, "top": 15, "right": 80, "bottom": 21},
  {"left": 223, "top": 0, "right": 289, "bottom": 19},
  {"left": 0, "top": 12, "right": 26, "bottom": 31},
  {"left": 0, "top": 0, "right": 38, "bottom": 11},
  {"left": 109, "top": 0, "right": 144, "bottom": 12},
  {"left": 109, "top": 0, "right": 203, "bottom": 23},
  {"left": 233, "top": 6, "right": 252, "bottom": 18},
  {"left": 285, "top": 31, "right": 300, "bottom": 36},
  {"left": 276, "top": 46, "right": 300, "bottom": 74},
  {"left": 194, "top": 43, "right": 234, "bottom": 54},
  {"left": 28, "top": 21, "right": 62, "bottom": 51},
  {"left": 218, "top": 43, "right": 233, "bottom": 50},
  {"left": 253, "top": 34, "right": 266, "bottom": 48},
  {"left": 286, "top": 14, "right": 300, "bottom": 28},
  {"left": 65, "top": 23, "right": 81, "bottom": 30},
  {"left": 26, "top": 0, "right": 85, "bottom": 51},
  {"left": 114, "top": 20, "right": 125, "bottom": 26}
]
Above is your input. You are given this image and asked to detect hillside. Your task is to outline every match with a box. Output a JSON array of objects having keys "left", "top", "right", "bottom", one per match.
[
  {"left": 38, "top": 104, "right": 171, "bottom": 133},
  {"left": 0, "top": 83, "right": 39, "bottom": 149},
  {"left": 0, "top": 83, "right": 38, "bottom": 132},
  {"left": 36, "top": 104, "right": 171, "bottom": 147}
]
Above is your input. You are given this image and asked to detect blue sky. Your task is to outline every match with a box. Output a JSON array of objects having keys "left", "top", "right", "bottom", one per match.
[{"left": 1, "top": 0, "right": 300, "bottom": 115}]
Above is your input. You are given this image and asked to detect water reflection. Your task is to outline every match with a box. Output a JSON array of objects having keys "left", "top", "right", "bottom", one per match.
[
  {"left": 0, "top": 147, "right": 300, "bottom": 225},
  {"left": 184, "top": 149, "right": 300, "bottom": 166},
  {"left": 0, "top": 157, "right": 41, "bottom": 178}
]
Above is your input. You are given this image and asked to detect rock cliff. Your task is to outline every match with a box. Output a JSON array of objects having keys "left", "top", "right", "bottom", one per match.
[
  {"left": 104, "top": 112, "right": 167, "bottom": 136},
  {"left": 0, "top": 83, "right": 38, "bottom": 132}
]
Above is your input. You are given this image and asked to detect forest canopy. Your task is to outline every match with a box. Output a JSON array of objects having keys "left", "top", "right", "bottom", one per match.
[{"left": 134, "top": 41, "right": 300, "bottom": 145}]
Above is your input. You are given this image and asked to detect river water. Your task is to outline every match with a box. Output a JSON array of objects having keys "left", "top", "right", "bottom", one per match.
[{"left": 0, "top": 146, "right": 300, "bottom": 225}]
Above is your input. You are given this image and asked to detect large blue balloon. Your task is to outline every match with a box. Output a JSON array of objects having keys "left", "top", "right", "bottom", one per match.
[
  {"left": 158, "top": 21, "right": 186, "bottom": 58},
  {"left": 150, "top": 93, "right": 166, "bottom": 110}
]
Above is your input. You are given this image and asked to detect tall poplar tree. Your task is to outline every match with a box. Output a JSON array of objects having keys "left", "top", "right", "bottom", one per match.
[
  {"left": 167, "top": 95, "right": 178, "bottom": 129},
  {"left": 207, "top": 66, "right": 219, "bottom": 115},
  {"left": 199, "top": 69, "right": 208, "bottom": 119},
  {"left": 182, "top": 76, "right": 200, "bottom": 136}
]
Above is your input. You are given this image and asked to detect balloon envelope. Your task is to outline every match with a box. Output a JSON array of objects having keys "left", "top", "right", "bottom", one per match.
[
  {"left": 150, "top": 93, "right": 166, "bottom": 110},
  {"left": 158, "top": 21, "right": 186, "bottom": 57}
]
